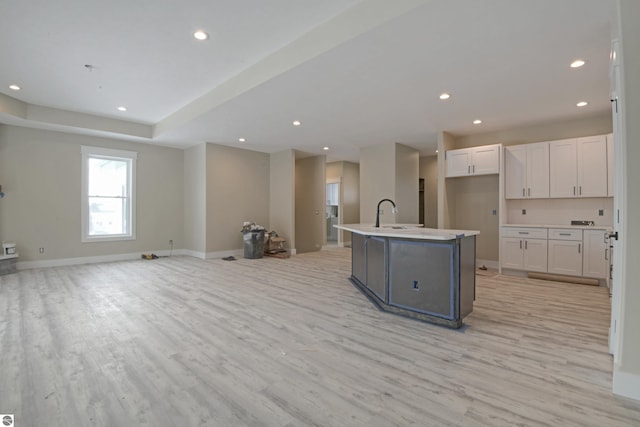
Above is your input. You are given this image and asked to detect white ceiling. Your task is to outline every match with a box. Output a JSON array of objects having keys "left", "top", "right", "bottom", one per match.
[{"left": 0, "top": 0, "right": 613, "bottom": 162}]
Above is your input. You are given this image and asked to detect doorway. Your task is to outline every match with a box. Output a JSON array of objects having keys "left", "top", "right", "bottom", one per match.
[{"left": 326, "top": 180, "right": 341, "bottom": 246}]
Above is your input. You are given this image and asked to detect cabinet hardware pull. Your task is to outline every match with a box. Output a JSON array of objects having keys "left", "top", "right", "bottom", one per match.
[
  {"left": 573, "top": 186, "right": 576, "bottom": 195},
  {"left": 528, "top": 188, "right": 531, "bottom": 196},
  {"left": 525, "top": 240, "right": 528, "bottom": 250},
  {"left": 559, "top": 233, "right": 571, "bottom": 236},
  {"left": 468, "top": 165, "right": 471, "bottom": 174},
  {"left": 578, "top": 243, "right": 581, "bottom": 254},
  {"left": 518, "top": 231, "right": 529, "bottom": 234},
  {"left": 579, "top": 186, "right": 582, "bottom": 195},
  {"left": 523, "top": 188, "right": 525, "bottom": 197},
  {"left": 520, "top": 240, "right": 522, "bottom": 249},
  {"left": 605, "top": 248, "right": 609, "bottom": 260}
]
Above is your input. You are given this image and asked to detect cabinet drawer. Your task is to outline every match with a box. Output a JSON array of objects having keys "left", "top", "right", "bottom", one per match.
[
  {"left": 501, "top": 227, "right": 547, "bottom": 239},
  {"left": 548, "top": 228, "right": 582, "bottom": 241}
]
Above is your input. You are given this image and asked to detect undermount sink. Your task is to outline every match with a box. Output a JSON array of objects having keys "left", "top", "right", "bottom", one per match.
[{"left": 382, "top": 225, "right": 407, "bottom": 229}]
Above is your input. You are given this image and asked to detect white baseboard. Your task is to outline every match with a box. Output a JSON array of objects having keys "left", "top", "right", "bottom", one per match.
[
  {"left": 205, "top": 249, "right": 244, "bottom": 260},
  {"left": 17, "top": 249, "right": 187, "bottom": 270},
  {"left": 476, "top": 259, "right": 499, "bottom": 270},
  {"left": 182, "top": 249, "right": 206, "bottom": 259},
  {"left": 15, "top": 245, "right": 295, "bottom": 270},
  {"left": 613, "top": 367, "right": 640, "bottom": 401}
]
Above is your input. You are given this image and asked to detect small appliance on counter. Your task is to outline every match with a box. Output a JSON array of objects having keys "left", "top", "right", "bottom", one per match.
[{"left": 571, "top": 220, "right": 595, "bottom": 226}]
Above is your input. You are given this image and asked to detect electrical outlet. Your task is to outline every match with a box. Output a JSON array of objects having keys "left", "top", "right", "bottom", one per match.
[
  {"left": 492, "top": 209, "right": 497, "bottom": 215},
  {"left": 522, "top": 209, "right": 526, "bottom": 215},
  {"left": 598, "top": 209, "right": 604, "bottom": 216},
  {"left": 39, "top": 247, "right": 45, "bottom": 253}
]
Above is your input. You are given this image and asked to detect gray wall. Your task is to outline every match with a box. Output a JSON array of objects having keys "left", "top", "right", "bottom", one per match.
[
  {"left": 394, "top": 143, "right": 419, "bottom": 224},
  {"left": 360, "top": 143, "right": 418, "bottom": 225},
  {"left": 184, "top": 143, "right": 207, "bottom": 254},
  {"left": 360, "top": 143, "right": 395, "bottom": 225},
  {"left": 206, "top": 143, "right": 270, "bottom": 254},
  {"left": 269, "top": 150, "right": 296, "bottom": 252},
  {"left": 326, "top": 160, "right": 360, "bottom": 244},
  {"left": 342, "top": 161, "right": 360, "bottom": 243},
  {"left": 295, "top": 155, "right": 325, "bottom": 253},
  {"left": 0, "top": 125, "right": 184, "bottom": 262}
]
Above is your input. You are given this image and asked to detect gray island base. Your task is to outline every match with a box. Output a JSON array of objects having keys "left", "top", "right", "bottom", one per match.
[{"left": 335, "top": 225, "right": 479, "bottom": 329}]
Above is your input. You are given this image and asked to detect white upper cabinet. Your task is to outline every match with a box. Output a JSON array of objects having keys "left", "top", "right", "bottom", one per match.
[
  {"left": 549, "top": 136, "right": 608, "bottom": 198},
  {"left": 504, "top": 142, "right": 549, "bottom": 199},
  {"left": 549, "top": 139, "right": 578, "bottom": 197},
  {"left": 446, "top": 144, "right": 500, "bottom": 177},
  {"left": 577, "top": 135, "right": 608, "bottom": 197}
]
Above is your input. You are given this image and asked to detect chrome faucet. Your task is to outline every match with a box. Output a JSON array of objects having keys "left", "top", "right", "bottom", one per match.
[{"left": 375, "top": 199, "right": 398, "bottom": 228}]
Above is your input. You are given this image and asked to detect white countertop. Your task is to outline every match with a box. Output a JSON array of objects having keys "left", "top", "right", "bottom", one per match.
[
  {"left": 335, "top": 224, "right": 479, "bottom": 240},
  {"left": 502, "top": 223, "right": 611, "bottom": 231}
]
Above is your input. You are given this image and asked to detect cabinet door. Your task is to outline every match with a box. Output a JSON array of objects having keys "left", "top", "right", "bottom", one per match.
[
  {"left": 549, "top": 139, "right": 577, "bottom": 198},
  {"left": 577, "top": 135, "right": 608, "bottom": 197},
  {"left": 548, "top": 240, "right": 582, "bottom": 276},
  {"left": 501, "top": 237, "right": 524, "bottom": 269},
  {"left": 607, "top": 134, "right": 614, "bottom": 196},
  {"left": 523, "top": 239, "right": 548, "bottom": 272},
  {"left": 583, "top": 230, "right": 608, "bottom": 278},
  {"left": 445, "top": 149, "right": 471, "bottom": 177},
  {"left": 365, "top": 237, "right": 386, "bottom": 302},
  {"left": 526, "top": 142, "right": 550, "bottom": 198},
  {"left": 504, "top": 146, "right": 526, "bottom": 199},
  {"left": 471, "top": 145, "right": 500, "bottom": 175}
]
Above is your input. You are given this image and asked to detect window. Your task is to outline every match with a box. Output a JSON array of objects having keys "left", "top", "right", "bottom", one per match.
[{"left": 81, "top": 146, "right": 137, "bottom": 242}]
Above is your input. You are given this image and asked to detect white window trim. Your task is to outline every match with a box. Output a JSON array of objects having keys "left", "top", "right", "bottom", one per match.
[{"left": 81, "top": 146, "right": 137, "bottom": 243}]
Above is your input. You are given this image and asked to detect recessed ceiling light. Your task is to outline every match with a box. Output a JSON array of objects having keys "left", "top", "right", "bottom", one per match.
[
  {"left": 323, "top": 146, "right": 329, "bottom": 151},
  {"left": 193, "top": 30, "right": 209, "bottom": 41},
  {"left": 117, "top": 106, "right": 127, "bottom": 112},
  {"left": 435, "top": 150, "right": 439, "bottom": 153},
  {"left": 473, "top": 119, "right": 482, "bottom": 124},
  {"left": 570, "top": 59, "right": 586, "bottom": 68},
  {"left": 238, "top": 138, "right": 246, "bottom": 142},
  {"left": 292, "top": 120, "right": 301, "bottom": 126},
  {"left": 439, "top": 93, "right": 451, "bottom": 100},
  {"left": 9, "top": 84, "right": 20, "bottom": 91},
  {"left": 577, "top": 101, "right": 588, "bottom": 107}
]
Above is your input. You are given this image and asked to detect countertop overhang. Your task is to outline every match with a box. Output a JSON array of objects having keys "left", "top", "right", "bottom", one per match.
[{"left": 335, "top": 224, "right": 479, "bottom": 240}]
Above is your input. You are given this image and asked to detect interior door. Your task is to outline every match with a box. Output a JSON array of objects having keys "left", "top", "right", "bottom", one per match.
[{"left": 608, "top": 40, "right": 625, "bottom": 358}]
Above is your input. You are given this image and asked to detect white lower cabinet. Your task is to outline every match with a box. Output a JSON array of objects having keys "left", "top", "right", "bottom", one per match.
[
  {"left": 501, "top": 226, "right": 610, "bottom": 281},
  {"left": 501, "top": 228, "right": 548, "bottom": 272},
  {"left": 583, "top": 229, "right": 608, "bottom": 279},
  {"left": 547, "top": 229, "right": 583, "bottom": 276},
  {"left": 548, "top": 240, "right": 583, "bottom": 276}
]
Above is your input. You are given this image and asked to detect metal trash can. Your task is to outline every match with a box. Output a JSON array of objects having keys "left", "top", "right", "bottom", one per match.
[{"left": 242, "top": 230, "right": 265, "bottom": 259}]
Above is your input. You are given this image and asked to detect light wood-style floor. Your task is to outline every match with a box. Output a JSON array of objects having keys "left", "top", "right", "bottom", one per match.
[{"left": 1, "top": 248, "right": 639, "bottom": 426}]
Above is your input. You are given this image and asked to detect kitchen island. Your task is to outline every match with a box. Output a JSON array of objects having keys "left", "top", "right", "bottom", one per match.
[{"left": 335, "top": 224, "right": 479, "bottom": 328}]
